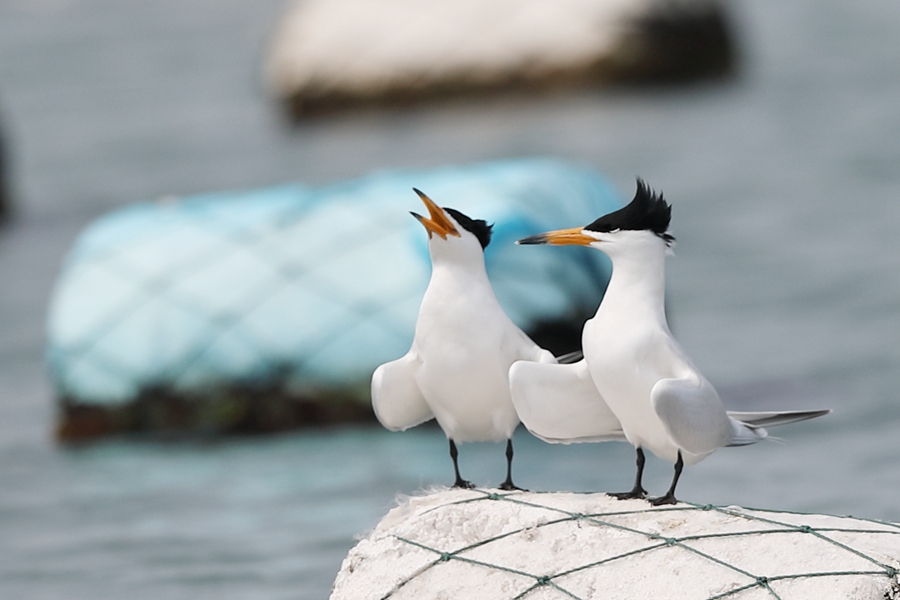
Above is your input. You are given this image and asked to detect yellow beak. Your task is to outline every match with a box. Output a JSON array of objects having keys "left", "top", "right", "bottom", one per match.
[
  {"left": 410, "top": 188, "right": 460, "bottom": 240},
  {"left": 517, "top": 227, "right": 595, "bottom": 246}
]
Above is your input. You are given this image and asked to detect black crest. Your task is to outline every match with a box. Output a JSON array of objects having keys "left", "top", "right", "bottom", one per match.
[
  {"left": 445, "top": 207, "right": 493, "bottom": 249},
  {"left": 585, "top": 179, "right": 674, "bottom": 244}
]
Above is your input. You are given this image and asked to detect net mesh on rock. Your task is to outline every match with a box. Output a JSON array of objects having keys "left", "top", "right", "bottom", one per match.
[{"left": 336, "top": 489, "right": 900, "bottom": 600}]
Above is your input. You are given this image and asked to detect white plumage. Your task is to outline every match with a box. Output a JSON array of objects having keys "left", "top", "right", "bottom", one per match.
[
  {"left": 512, "top": 180, "right": 829, "bottom": 504},
  {"left": 372, "top": 189, "right": 555, "bottom": 489}
]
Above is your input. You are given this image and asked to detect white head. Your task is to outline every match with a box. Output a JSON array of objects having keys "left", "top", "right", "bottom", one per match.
[
  {"left": 516, "top": 179, "right": 675, "bottom": 260},
  {"left": 410, "top": 188, "right": 493, "bottom": 266}
]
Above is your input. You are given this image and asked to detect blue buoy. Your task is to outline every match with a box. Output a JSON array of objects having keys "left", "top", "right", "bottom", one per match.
[{"left": 47, "top": 158, "right": 622, "bottom": 438}]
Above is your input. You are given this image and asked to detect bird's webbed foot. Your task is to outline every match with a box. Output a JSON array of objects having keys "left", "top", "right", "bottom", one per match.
[
  {"left": 498, "top": 480, "right": 527, "bottom": 492},
  {"left": 453, "top": 478, "right": 476, "bottom": 490},
  {"left": 609, "top": 486, "right": 648, "bottom": 501},
  {"left": 648, "top": 492, "right": 678, "bottom": 506}
]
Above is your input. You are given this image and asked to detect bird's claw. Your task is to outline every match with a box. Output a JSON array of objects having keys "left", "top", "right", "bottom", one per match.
[
  {"left": 499, "top": 482, "right": 527, "bottom": 492},
  {"left": 609, "top": 487, "right": 647, "bottom": 501},
  {"left": 648, "top": 493, "right": 677, "bottom": 506},
  {"left": 453, "top": 479, "right": 476, "bottom": 490}
]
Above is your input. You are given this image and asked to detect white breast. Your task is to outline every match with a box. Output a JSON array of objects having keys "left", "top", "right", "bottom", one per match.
[
  {"left": 583, "top": 316, "right": 683, "bottom": 462},
  {"left": 411, "top": 268, "right": 530, "bottom": 442}
]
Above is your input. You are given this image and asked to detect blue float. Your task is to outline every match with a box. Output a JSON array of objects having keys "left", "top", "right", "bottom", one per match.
[{"left": 46, "top": 158, "right": 622, "bottom": 434}]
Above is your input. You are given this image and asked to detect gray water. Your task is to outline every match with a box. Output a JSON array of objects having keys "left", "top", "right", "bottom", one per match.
[{"left": 2, "top": 0, "right": 900, "bottom": 598}]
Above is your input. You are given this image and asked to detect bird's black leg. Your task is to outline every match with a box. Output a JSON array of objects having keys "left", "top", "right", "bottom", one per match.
[
  {"left": 649, "top": 451, "right": 683, "bottom": 506},
  {"left": 449, "top": 439, "right": 475, "bottom": 489},
  {"left": 610, "top": 447, "right": 648, "bottom": 500},
  {"left": 499, "top": 439, "right": 526, "bottom": 491}
]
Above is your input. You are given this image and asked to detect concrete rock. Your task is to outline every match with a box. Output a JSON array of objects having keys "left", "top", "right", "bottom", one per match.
[{"left": 331, "top": 489, "right": 900, "bottom": 600}]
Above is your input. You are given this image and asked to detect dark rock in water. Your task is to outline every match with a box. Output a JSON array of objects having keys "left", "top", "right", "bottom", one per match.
[
  {"left": 57, "top": 382, "right": 377, "bottom": 442},
  {"left": 525, "top": 314, "right": 591, "bottom": 360},
  {"left": 599, "top": 2, "right": 737, "bottom": 85}
]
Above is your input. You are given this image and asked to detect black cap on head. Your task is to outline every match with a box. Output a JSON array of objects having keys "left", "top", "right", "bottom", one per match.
[
  {"left": 444, "top": 207, "right": 493, "bottom": 249},
  {"left": 585, "top": 179, "right": 674, "bottom": 244}
]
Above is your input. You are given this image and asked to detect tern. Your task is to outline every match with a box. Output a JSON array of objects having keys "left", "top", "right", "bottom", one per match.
[
  {"left": 513, "top": 180, "right": 829, "bottom": 505},
  {"left": 372, "top": 189, "right": 557, "bottom": 490}
]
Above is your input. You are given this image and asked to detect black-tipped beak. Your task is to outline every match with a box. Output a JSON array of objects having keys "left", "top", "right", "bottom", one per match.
[
  {"left": 516, "top": 227, "right": 595, "bottom": 246},
  {"left": 516, "top": 233, "right": 549, "bottom": 245}
]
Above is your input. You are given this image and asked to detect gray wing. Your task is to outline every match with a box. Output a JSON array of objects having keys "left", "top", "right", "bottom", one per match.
[
  {"left": 371, "top": 352, "right": 434, "bottom": 431},
  {"left": 651, "top": 375, "right": 734, "bottom": 455},
  {"left": 509, "top": 358, "right": 624, "bottom": 444}
]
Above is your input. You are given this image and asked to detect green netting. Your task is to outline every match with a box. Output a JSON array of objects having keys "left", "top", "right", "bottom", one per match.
[{"left": 366, "top": 490, "right": 900, "bottom": 600}]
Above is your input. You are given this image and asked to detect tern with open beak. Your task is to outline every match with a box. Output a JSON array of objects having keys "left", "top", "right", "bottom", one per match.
[
  {"left": 512, "top": 179, "right": 829, "bottom": 505},
  {"left": 372, "top": 189, "right": 557, "bottom": 490}
]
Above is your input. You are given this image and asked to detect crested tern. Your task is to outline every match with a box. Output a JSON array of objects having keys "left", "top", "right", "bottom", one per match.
[
  {"left": 513, "top": 180, "right": 830, "bottom": 505},
  {"left": 372, "top": 189, "right": 556, "bottom": 490}
]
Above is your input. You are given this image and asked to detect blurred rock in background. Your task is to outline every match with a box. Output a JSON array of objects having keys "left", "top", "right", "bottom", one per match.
[{"left": 265, "top": 0, "right": 738, "bottom": 119}]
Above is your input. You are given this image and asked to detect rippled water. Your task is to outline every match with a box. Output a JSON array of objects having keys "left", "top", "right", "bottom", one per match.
[{"left": 2, "top": 0, "right": 900, "bottom": 598}]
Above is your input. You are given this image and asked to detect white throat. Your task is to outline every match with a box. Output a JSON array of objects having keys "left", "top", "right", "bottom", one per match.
[{"left": 593, "top": 232, "right": 668, "bottom": 324}]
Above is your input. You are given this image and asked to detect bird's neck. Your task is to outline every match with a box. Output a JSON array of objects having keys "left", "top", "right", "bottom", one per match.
[
  {"left": 431, "top": 256, "right": 490, "bottom": 285},
  {"left": 598, "top": 244, "right": 668, "bottom": 324},
  {"left": 420, "top": 256, "right": 498, "bottom": 327},
  {"left": 429, "top": 240, "right": 490, "bottom": 278}
]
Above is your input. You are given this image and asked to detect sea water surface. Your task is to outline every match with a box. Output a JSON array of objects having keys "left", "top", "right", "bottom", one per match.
[{"left": 1, "top": 0, "right": 900, "bottom": 598}]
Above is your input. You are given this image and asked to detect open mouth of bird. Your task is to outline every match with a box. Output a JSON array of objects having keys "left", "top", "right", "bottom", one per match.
[{"left": 411, "top": 189, "right": 460, "bottom": 240}]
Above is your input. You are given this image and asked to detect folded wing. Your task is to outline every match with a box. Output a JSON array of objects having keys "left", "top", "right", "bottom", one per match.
[{"left": 652, "top": 375, "right": 736, "bottom": 455}]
